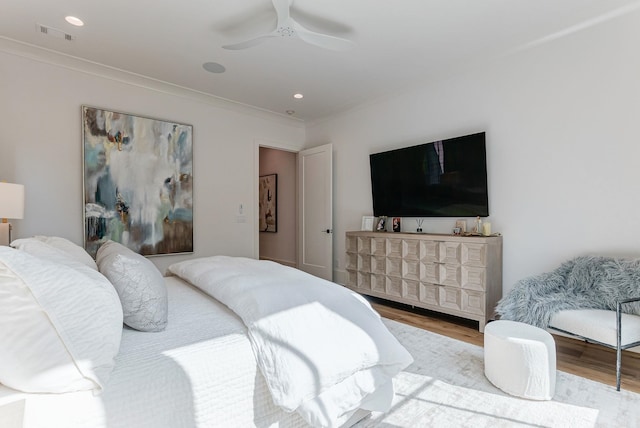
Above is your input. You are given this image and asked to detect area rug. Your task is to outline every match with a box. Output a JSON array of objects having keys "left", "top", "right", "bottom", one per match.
[{"left": 353, "top": 319, "right": 639, "bottom": 428}]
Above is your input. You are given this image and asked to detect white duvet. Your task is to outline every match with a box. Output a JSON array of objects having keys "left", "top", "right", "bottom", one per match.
[
  {"left": 0, "top": 276, "right": 314, "bottom": 428},
  {"left": 168, "top": 256, "right": 413, "bottom": 428}
]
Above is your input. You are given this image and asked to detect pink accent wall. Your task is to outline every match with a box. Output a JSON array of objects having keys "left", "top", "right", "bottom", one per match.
[{"left": 259, "top": 147, "right": 297, "bottom": 266}]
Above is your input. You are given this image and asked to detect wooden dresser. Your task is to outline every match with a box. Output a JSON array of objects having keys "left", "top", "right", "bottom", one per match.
[{"left": 345, "top": 231, "right": 502, "bottom": 332}]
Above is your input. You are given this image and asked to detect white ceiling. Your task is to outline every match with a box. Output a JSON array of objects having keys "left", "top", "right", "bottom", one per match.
[{"left": 2, "top": 0, "right": 639, "bottom": 122}]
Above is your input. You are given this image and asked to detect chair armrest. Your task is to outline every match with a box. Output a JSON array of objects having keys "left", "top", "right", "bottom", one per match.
[
  {"left": 618, "top": 296, "right": 640, "bottom": 306},
  {"left": 616, "top": 296, "right": 640, "bottom": 348},
  {"left": 616, "top": 296, "right": 640, "bottom": 318}
]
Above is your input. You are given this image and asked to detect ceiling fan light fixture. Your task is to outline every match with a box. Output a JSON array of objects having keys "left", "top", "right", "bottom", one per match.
[{"left": 278, "top": 26, "right": 295, "bottom": 37}]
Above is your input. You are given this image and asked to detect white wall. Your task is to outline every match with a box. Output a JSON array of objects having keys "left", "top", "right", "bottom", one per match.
[
  {"left": 307, "top": 10, "right": 640, "bottom": 292},
  {"left": 0, "top": 39, "right": 305, "bottom": 273},
  {"left": 4, "top": 8, "right": 640, "bottom": 291},
  {"left": 259, "top": 147, "right": 297, "bottom": 266}
]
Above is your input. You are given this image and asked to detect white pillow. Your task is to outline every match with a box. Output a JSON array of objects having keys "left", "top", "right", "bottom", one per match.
[
  {"left": 12, "top": 237, "right": 86, "bottom": 268},
  {"left": 11, "top": 238, "right": 104, "bottom": 287},
  {"left": 11, "top": 236, "right": 97, "bottom": 271},
  {"left": 0, "top": 246, "right": 123, "bottom": 393},
  {"left": 32, "top": 235, "right": 98, "bottom": 270},
  {"left": 96, "top": 240, "right": 168, "bottom": 332}
]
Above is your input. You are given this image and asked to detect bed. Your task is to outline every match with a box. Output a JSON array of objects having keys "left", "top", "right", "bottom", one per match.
[{"left": 0, "top": 238, "right": 413, "bottom": 428}]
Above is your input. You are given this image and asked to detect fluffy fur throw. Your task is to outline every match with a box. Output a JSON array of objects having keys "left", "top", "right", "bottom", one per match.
[{"left": 495, "top": 256, "right": 640, "bottom": 328}]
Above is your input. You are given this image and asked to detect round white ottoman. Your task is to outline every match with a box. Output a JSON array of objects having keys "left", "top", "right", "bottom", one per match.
[{"left": 484, "top": 320, "right": 556, "bottom": 400}]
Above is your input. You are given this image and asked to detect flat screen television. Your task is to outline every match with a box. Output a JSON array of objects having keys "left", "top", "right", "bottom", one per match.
[{"left": 369, "top": 132, "right": 489, "bottom": 217}]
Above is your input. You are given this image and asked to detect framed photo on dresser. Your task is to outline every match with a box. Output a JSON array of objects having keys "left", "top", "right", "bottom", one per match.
[{"left": 361, "top": 216, "right": 375, "bottom": 231}]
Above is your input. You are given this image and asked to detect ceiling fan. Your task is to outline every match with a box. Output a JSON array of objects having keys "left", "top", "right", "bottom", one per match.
[{"left": 222, "top": 0, "right": 355, "bottom": 51}]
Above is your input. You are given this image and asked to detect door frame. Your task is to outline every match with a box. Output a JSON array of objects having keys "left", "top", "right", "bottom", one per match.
[{"left": 253, "top": 139, "right": 304, "bottom": 260}]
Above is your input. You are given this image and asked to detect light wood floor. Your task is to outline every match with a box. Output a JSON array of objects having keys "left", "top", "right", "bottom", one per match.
[{"left": 372, "top": 299, "right": 640, "bottom": 394}]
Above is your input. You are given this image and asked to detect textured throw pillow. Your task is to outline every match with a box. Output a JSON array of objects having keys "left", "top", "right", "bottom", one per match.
[
  {"left": 96, "top": 240, "right": 168, "bottom": 332},
  {"left": 0, "top": 246, "right": 123, "bottom": 393}
]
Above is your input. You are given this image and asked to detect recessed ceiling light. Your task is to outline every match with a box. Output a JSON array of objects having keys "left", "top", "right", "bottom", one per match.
[
  {"left": 65, "top": 16, "right": 84, "bottom": 27},
  {"left": 293, "top": 93, "right": 304, "bottom": 99},
  {"left": 203, "top": 62, "right": 226, "bottom": 74}
]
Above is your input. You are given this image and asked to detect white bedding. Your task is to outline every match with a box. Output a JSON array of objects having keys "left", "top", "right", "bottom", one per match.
[
  {"left": 0, "top": 277, "right": 317, "bottom": 428},
  {"left": 168, "top": 256, "right": 414, "bottom": 428}
]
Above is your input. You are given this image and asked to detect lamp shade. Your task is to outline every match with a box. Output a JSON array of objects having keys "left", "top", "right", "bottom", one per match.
[{"left": 0, "top": 182, "right": 25, "bottom": 220}]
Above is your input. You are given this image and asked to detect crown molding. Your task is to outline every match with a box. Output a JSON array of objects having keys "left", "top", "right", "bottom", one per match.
[{"left": 0, "top": 36, "right": 305, "bottom": 128}]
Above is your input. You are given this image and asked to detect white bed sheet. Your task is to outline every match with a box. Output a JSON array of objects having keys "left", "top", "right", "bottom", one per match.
[{"left": 0, "top": 276, "right": 319, "bottom": 428}]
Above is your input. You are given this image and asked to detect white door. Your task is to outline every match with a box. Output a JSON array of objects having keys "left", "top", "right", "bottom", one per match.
[{"left": 297, "top": 143, "right": 333, "bottom": 280}]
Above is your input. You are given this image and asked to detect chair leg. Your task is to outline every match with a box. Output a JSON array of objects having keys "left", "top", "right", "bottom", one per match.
[
  {"left": 616, "top": 346, "right": 621, "bottom": 391},
  {"left": 616, "top": 303, "right": 622, "bottom": 391}
]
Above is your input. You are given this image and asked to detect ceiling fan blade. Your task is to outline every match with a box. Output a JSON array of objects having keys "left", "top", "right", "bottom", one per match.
[
  {"left": 222, "top": 1, "right": 354, "bottom": 52},
  {"left": 293, "top": 22, "right": 355, "bottom": 51},
  {"left": 272, "top": 0, "right": 292, "bottom": 27},
  {"left": 222, "top": 34, "right": 276, "bottom": 50}
]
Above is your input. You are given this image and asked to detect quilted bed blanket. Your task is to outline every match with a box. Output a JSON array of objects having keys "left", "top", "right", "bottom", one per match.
[
  {"left": 168, "top": 256, "right": 413, "bottom": 428},
  {"left": 496, "top": 255, "right": 640, "bottom": 328}
]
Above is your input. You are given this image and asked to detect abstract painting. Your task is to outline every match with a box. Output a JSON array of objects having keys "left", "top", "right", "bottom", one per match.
[
  {"left": 259, "top": 174, "right": 277, "bottom": 232},
  {"left": 82, "top": 106, "right": 193, "bottom": 257}
]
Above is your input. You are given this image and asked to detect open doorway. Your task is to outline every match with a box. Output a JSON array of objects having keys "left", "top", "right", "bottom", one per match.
[{"left": 258, "top": 146, "right": 297, "bottom": 267}]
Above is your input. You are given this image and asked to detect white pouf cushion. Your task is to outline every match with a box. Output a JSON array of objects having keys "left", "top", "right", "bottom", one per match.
[{"left": 484, "top": 320, "right": 556, "bottom": 400}]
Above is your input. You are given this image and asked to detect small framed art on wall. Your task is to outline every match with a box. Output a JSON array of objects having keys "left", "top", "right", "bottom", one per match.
[{"left": 259, "top": 174, "right": 277, "bottom": 232}]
